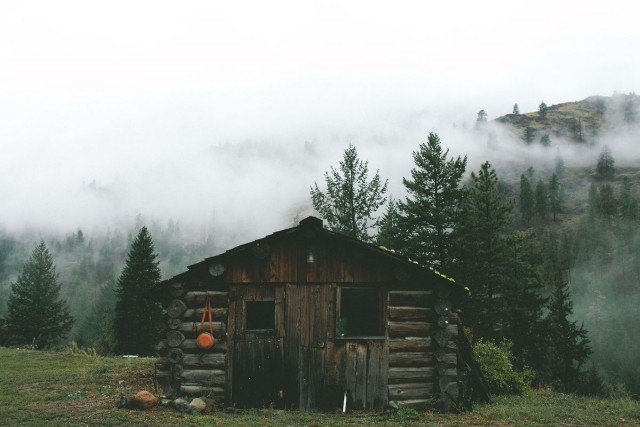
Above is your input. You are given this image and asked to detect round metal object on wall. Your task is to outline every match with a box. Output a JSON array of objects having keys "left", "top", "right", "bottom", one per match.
[
  {"left": 208, "top": 262, "right": 226, "bottom": 277},
  {"left": 251, "top": 242, "right": 271, "bottom": 259}
]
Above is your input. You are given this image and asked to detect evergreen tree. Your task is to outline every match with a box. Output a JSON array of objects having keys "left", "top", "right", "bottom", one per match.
[
  {"left": 376, "top": 198, "right": 404, "bottom": 250},
  {"left": 597, "top": 183, "right": 617, "bottom": 218},
  {"left": 454, "top": 161, "right": 512, "bottom": 340},
  {"left": 539, "top": 101, "right": 548, "bottom": 119},
  {"left": 113, "top": 226, "right": 163, "bottom": 355},
  {"left": 545, "top": 279, "right": 592, "bottom": 392},
  {"left": 549, "top": 173, "right": 563, "bottom": 222},
  {"left": 540, "top": 134, "right": 551, "bottom": 147},
  {"left": 6, "top": 241, "right": 74, "bottom": 348},
  {"left": 500, "top": 231, "right": 547, "bottom": 371},
  {"left": 524, "top": 127, "right": 535, "bottom": 144},
  {"left": 596, "top": 145, "right": 615, "bottom": 181},
  {"left": 620, "top": 177, "right": 638, "bottom": 220},
  {"left": 310, "top": 145, "right": 388, "bottom": 241},
  {"left": 399, "top": 132, "right": 467, "bottom": 269},
  {"left": 519, "top": 174, "right": 534, "bottom": 227},
  {"left": 534, "top": 180, "right": 549, "bottom": 220},
  {"left": 476, "top": 109, "right": 488, "bottom": 126},
  {"left": 512, "top": 103, "right": 520, "bottom": 115}
]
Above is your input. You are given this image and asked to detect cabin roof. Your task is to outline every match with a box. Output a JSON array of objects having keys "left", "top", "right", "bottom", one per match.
[{"left": 155, "top": 216, "right": 464, "bottom": 294}]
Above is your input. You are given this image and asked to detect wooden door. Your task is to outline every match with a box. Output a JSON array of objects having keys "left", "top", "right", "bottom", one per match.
[{"left": 229, "top": 285, "right": 285, "bottom": 408}]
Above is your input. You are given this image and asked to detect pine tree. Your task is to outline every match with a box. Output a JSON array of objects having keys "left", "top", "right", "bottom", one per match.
[
  {"left": 549, "top": 173, "right": 562, "bottom": 222},
  {"left": 310, "top": 145, "right": 388, "bottom": 241},
  {"left": 454, "top": 161, "right": 512, "bottom": 340},
  {"left": 113, "top": 226, "right": 163, "bottom": 355},
  {"left": 524, "top": 127, "right": 535, "bottom": 144},
  {"left": 476, "top": 110, "right": 488, "bottom": 126},
  {"left": 540, "top": 134, "right": 551, "bottom": 147},
  {"left": 596, "top": 145, "right": 615, "bottom": 181},
  {"left": 545, "top": 279, "right": 592, "bottom": 392},
  {"left": 534, "top": 180, "right": 549, "bottom": 221},
  {"left": 519, "top": 174, "right": 534, "bottom": 227},
  {"left": 500, "top": 231, "right": 547, "bottom": 371},
  {"left": 6, "top": 241, "right": 74, "bottom": 348},
  {"left": 399, "top": 132, "right": 467, "bottom": 269},
  {"left": 620, "top": 177, "right": 638, "bottom": 219},
  {"left": 376, "top": 198, "right": 404, "bottom": 250},
  {"left": 539, "top": 101, "right": 548, "bottom": 119},
  {"left": 512, "top": 103, "right": 520, "bottom": 115}
]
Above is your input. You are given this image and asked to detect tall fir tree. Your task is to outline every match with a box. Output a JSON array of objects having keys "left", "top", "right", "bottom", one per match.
[
  {"left": 549, "top": 173, "right": 562, "bottom": 222},
  {"left": 310, "top": 144, "right": 388, "bottom": 241},
  {"left": 619, "top": 177, "right": 637, "bottom": 220},
  {"left": 545, "top": 278, "right": 592, "bottom": 392},
  {"left": 399, "top": 132, "right": 467, "bottom": 269},
  {"left": 453, "top": 161, "right": 512, "bottom": 340},
  {"left": 519, "top": 174, "right": 534, "bottom": 227},
  {"left": 534, "top": 180, "right": 549, "bottom": 221},
  {"left": 512, "top": 103, "right": 520, "bottom": 115},
  {"left": 113, "top": 226, "right": 163, "bottom": 355},
  {"left": 500, "top": 231, "right": 548, "bottom": 371},
  {"left": 596, "top": 145, "right": 615, "bottom": 182},
  {"left": 376, "top": 197, "right": 404, "bottom": 250},
  {"left": 6, "top": 241, "right": 74, "bottom": 348}
]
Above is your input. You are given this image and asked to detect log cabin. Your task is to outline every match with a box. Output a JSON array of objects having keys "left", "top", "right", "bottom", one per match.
[{"left": 154, "top": 216, "right": 469, "bottom": 411}]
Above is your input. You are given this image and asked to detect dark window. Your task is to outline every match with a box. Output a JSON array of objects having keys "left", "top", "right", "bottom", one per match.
[
  {"left": 245, "top": 300, "right": 275, "bottom": 330},
  {"left": 337, "top": 287, "right": 383, "bottom": 337}
]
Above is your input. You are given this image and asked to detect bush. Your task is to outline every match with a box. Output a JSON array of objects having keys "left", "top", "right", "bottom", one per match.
[{"left": 473, "top": 338, "right": 533, "bottom": 395}]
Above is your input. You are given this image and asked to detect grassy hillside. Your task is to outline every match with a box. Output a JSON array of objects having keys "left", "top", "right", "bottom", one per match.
[
  {"left": 495, "top": 93, "right": 640, "bottom": 144},
  {"left": 0, "top": 347, "right": 638, "bottom": 426}
]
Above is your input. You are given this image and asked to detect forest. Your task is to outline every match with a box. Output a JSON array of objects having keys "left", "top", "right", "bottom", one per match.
[{"left": 1, "top": 94, "right": 639, "bottom": 399}]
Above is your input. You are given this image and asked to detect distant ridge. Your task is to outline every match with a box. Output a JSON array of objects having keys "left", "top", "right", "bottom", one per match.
[{"left": 494, "top": 93, "right": 639, "bottom": 145}]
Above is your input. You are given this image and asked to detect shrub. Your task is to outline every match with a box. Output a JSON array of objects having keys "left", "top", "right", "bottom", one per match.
[{"left": 473, "top": 338, "right": 533, "bottom": 395}]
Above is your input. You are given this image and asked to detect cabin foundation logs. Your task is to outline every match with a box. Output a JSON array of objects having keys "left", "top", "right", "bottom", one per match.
[{"left": 156, "top": 284, "right": 228, "bottom": 401}]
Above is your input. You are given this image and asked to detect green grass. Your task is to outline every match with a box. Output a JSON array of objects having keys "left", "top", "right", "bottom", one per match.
[{"left": 0, "top": 347, "right": 639, "bottom": 426}]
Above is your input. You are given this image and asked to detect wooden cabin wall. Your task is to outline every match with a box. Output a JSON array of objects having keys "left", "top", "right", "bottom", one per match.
[
  {"left": 387, "top": 289, "right": 459, "bottom": 408},
  {"left": 156, "top": 284, "right": 229, "bottom": 401},
  {"left": 223, "top": 238, "right": 397, "bottom": 284}
]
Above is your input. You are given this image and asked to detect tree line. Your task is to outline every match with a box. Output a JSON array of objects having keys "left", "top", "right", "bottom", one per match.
[{"left": 311, "top": 136, "right": 639, "bottom": 395}]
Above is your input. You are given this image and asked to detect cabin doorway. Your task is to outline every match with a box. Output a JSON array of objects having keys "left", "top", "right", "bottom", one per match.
[{"left": 229, "top": 285, "right": 286, "bottom": 408}]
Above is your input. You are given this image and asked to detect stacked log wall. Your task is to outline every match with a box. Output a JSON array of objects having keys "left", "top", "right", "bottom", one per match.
[
  {"left": 387, "top": 289, "right": 459, "bottom": 408},
  {"left": 156, "top": 285, "right": 229, "bottom": 401},
  {"left": 387, "top": 290, "right": 436, "bottom": 407}
]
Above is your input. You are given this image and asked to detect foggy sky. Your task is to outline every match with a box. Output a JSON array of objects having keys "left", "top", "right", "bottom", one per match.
[{"left": 1, "top": 1, "right": 638, "bottom": 243}]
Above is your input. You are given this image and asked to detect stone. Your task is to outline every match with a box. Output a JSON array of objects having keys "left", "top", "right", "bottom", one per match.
[
  {"left": 173, "top": 398, "right": 191, "bottom": 413},
  {"left": 132, "top": 390, "right": 158, "bottom": 409},
  {"left": 189, "top": 398, "right": 207, "bottom": 413}
]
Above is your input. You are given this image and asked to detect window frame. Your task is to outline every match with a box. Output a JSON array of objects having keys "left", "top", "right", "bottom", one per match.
[
  {"left": 243, "top": 298, "right": 276, "bottom": 333},
  {"left": 335, "top": 286, "right": 386, "bottom": 340}
]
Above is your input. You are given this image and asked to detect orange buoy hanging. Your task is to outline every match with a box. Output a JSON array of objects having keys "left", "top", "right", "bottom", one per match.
[{"left": 196, "top": 295, "right": 214, "bottom": 349}]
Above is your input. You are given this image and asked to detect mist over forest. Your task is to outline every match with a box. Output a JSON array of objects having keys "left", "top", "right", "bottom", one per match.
[{"left": 2, "top": 93, "right": 640, "bottom": 396}]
